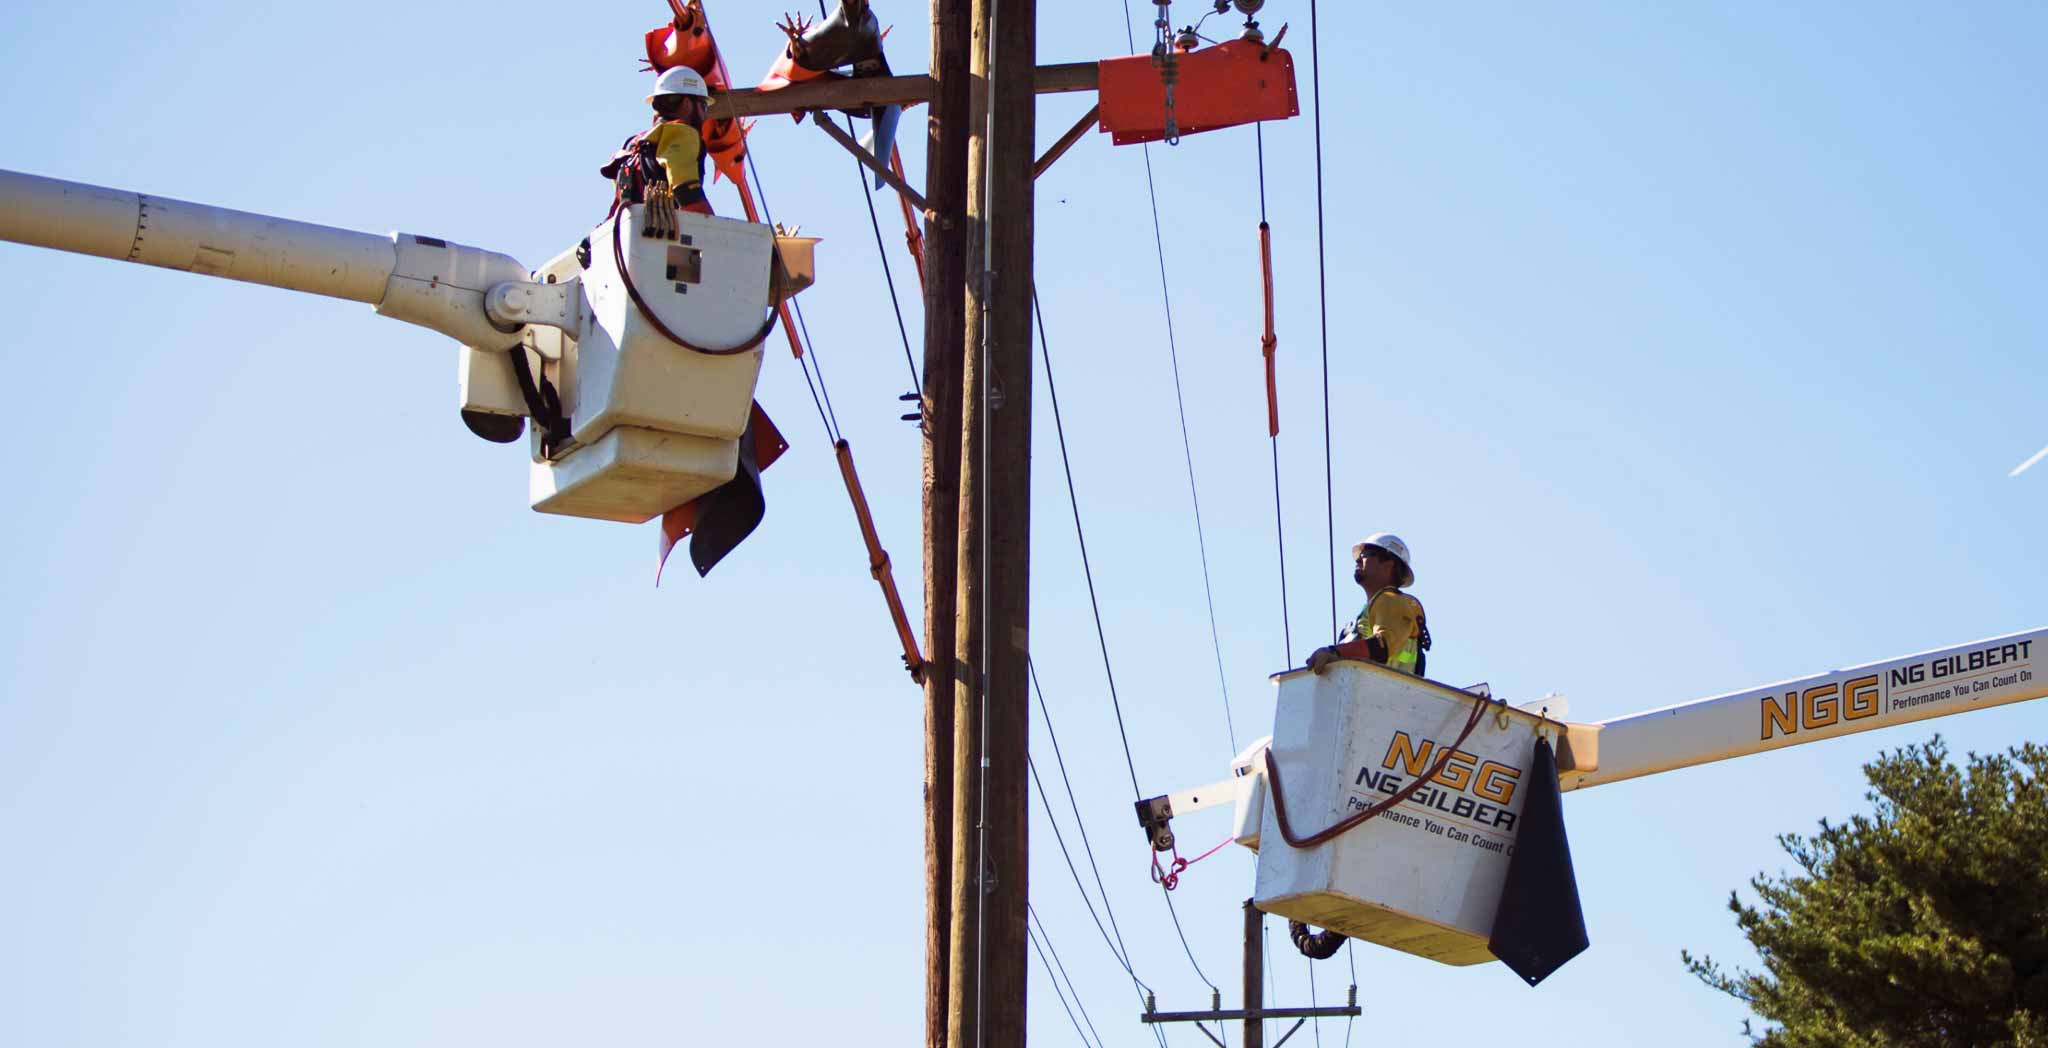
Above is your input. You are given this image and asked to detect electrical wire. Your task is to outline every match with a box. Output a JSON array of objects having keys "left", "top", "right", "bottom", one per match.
[
  {"left": 1254, "top": 125, "right": 1292, "bottom": 667},
  {"left": 837, "top": 112, "right": 924, "bottom": 397},
  {"left": 744, "top": 148, "right": 844, "bottom": 442},
  {"left": 1031, "top": 291, "right": 1143, "bottom": 799},
  {"left": 1030, "top": 905, "right": 1109, "bottom": 1048},
  {"left": 1028, "top": 750, "right": 1141, "bottom": 978},
  {"left": 1343, "top": 941, "right": 1357, "bottom": 1048},
  {"left": 1114, "top": 1, "right": 1238, "bottom": 761},
  {"left": 1033, "top": 292, "right": 1218, "bottom": 1000},
  {"left": 1028, "top": 660, "right": 1172, "bottom": 1048},
  {"left": 1030, "top": 923, "right": 1102, "bottom": 1048},
  {"left": 1308, "top": 948, "right": 1322, "bottom": 1048},
  {"left": 1308, "top": 0, "right": 1338, "bottom": 639}
]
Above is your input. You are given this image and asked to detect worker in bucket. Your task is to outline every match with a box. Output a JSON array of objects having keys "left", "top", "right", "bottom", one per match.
[
  {"left": 1307, "top": 533, "right": 1431, "bottom": 677},
  {"left": 643, "top": 66, "right": 714, "bottom": 215},
  {"left": 603, "top": 65, "right": 715, "bottom": 234}
]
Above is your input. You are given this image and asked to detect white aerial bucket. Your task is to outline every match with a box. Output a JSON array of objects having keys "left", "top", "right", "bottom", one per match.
[
  {"left": 1253, "top": 662, "right": 1561, "bottom": 966},
  {"left": 513, "top": 204, "right": 778, "bottom": 522}
]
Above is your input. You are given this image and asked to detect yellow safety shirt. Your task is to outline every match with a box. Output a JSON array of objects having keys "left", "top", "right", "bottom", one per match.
[
  {"left": 1337, "top": 588, "right": 1425, "bottom": 675},
  {"left": 646, "top": 121, "right": 706, "bottom": 191}
]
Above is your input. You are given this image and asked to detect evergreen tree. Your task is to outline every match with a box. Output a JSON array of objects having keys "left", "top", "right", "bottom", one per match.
[{"left": 1684, "top": 737, "right": 2048, "bottom": 1046}]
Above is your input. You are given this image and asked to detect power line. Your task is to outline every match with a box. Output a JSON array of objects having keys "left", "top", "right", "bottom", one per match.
[
  {"left": 837, "top": 113, "right": 924, "bottom": 398},
  {"left": 1031, "top": 292, "right": 1143, "bottom": 799},
  {"left": 1028, "top": 661, "right": 1173, "bottom": 1048},
  {"left": 1254, "top": 124, "right": 1292, "bottom": 668},
  {"left": 1031, "top": 905, "right": 1109, "bottom": 1048},
  {"left": 1027, "top": 749, "right": 1140, "bottom": 978},
  {"left": 1307, "top": 947, "right": 1322, "bottom": 1048},
  {"left": 1030, "top": 922, "right": 1102, "bottom": 1048},
  {"left": 1308, "top": 0, "right": 1338, "bottom": 639},
  {"left": 1342, "top": 941, "right": 1357, "bottom": 1048},
  {"left": 1033, "top": 294, "right": 1218, "bottom": 997},
  {"left": 1111, "top": 3, "right": 1238, "bottom": 761},
  {"left": 742, "top": 148, "right": 843, "bottom": 443}
]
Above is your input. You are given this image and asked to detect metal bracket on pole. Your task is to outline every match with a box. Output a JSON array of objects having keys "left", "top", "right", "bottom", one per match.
[
  {"left": 1033, "top": 104, "right": 1101, "bottom": 179},
  {"left": 808, "top": 110, "right": 932, "bottom": 213},
  {"left": 1140, "top": 1006, "right": 1364, "bottom": 1024}
]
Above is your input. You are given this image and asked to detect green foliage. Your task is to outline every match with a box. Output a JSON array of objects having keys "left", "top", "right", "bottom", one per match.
[{"left": 1683, "top": 737, "right": 2048, "bottom": 1047}]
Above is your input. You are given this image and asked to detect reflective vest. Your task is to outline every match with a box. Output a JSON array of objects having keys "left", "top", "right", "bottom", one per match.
[{"left": 1340, "top": 588, "right": 1427, "bottom": 676}]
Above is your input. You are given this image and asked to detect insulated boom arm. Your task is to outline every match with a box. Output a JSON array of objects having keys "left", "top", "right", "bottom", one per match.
[
  {"left": 0, "top": 168, "right": 541, "bottom": 351},
  {"left": 1558, "top": 627, "right": 2046, "bottom": 791}
]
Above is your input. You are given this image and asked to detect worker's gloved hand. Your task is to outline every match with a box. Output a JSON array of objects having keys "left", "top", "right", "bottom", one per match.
[{"left": 1306, "top": 646, "right": 1341, "bottom": 674}]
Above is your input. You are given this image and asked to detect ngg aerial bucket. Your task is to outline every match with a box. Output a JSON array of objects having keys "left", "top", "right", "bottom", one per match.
[
  {"left": 1139, "top": 628, "right": 2047, "bottom": 985},
  {"left": 0, "top": 168, "right": 817, "bottom": 571}
]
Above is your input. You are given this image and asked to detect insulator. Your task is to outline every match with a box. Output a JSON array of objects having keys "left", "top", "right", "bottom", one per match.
[
  {"left": 1175, "top": 26, "right": 1200, "bottom": 50},
  {"left": 1235, "top": 0, "right": 1264, "bottom": 12}
]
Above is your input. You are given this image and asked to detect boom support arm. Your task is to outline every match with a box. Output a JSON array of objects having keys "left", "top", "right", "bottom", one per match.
[
  {"left": 1559, "top": 627, "right": 2046, "bottom": 791},
  {"left": 0, "top": 169, "right": 540, "bottom": 351}
]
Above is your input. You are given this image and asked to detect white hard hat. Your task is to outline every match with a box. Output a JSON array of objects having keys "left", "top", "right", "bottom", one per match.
[
  {"left": 1354, "top": 532, "right": 1414, "bottom": 587},
  {"left": 648, "top": 67, "right": 710, "bottom": 102}
]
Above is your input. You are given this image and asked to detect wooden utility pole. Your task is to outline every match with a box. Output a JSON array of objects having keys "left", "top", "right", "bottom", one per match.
[
  {"left": 1243, "top": 901, "right": 1266, "bottom": 1048},
  {"left": 920, "top": 0, "right": 972, "bottom": 1045},
  {"left": 944, "top": 0, "right": 992, "bottom": 1042},
  {"left": 979, "top": 0, "right": 1037, "bottom": 1044}
]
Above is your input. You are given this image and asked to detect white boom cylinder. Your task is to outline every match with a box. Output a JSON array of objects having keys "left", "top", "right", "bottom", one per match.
[
  {"left": 0, "top": 169, "right": 397, "bottom": 303},
  {"left": 1560, "top": 627, "right": 2047, "bottom": 791}
]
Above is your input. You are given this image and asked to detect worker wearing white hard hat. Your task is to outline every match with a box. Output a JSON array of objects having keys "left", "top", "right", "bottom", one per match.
[
  {"left": 641, "top": 66, "right": 714, "bottom": 216},
  {"left": 1306, "top": 532, "right": 1431, "bottom": 677}
]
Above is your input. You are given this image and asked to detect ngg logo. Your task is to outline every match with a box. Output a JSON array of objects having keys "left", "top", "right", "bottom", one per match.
[
  {"left": 1352, "top": 731, "right": 1523, "bottom": 830},
  {"left": 1759, "top": 675, "right": 1880, "bottom": 740}
]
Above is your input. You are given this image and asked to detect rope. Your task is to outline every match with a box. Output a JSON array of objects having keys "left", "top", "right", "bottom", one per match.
[
  {"left": 1150, "top": 834, "right": 1234, "bottom": 891},
  {"left": 1262, "top": 686, "right": 1492, "bottom": 849}
]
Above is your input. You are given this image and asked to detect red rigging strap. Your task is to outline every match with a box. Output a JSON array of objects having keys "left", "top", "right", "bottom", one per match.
[
  {"left": 1262, "top": 685, "right": 1493, "bottom": 849},
  {"left": 1259, "top": 220, "right": 1278, "bottom": 438},
  {"left": 835, "top": 440, "right": 927, "bottom": 681}
]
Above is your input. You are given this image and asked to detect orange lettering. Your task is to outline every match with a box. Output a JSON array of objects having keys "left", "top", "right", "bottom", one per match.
[
  {"left": 1843, "top": 675, "right": 1879, "bottom": 720},
  {"left": 1762, "top": 693, "right": 1798, "bottom": 740},
  {"left": 1474, "top": 761, "right": 1521, "bottom": 805},
  {"left": 1382, "top": 731, "right": 1434, "bottom": 776},
  {"left": 1802, "top": 684, "right": 1840, "bottom": 730},
  {"left": 1437, "top": 750, "right": 1477, "bottom": 792}
]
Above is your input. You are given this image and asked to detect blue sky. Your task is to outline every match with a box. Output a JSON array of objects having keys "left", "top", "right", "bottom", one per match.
[{"left": 2, "top": 1, "right": 2043, "bottom": 1045}]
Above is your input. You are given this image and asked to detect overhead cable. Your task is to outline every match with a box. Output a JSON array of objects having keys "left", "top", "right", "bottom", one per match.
[
  {"left": 1031, "top": 904, "right": 1110, "bottom": 1048},
  {"left": 1309, "top": 0, "right": 1338, "bottom": 638}
]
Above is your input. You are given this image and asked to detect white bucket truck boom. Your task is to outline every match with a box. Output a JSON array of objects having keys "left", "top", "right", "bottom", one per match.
[
  {"left": 0, "top": 167, "right": 817, "bottom": 528},
  {"left": 1141, "top": 628, "right": 2046, "bottom": 982}
]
